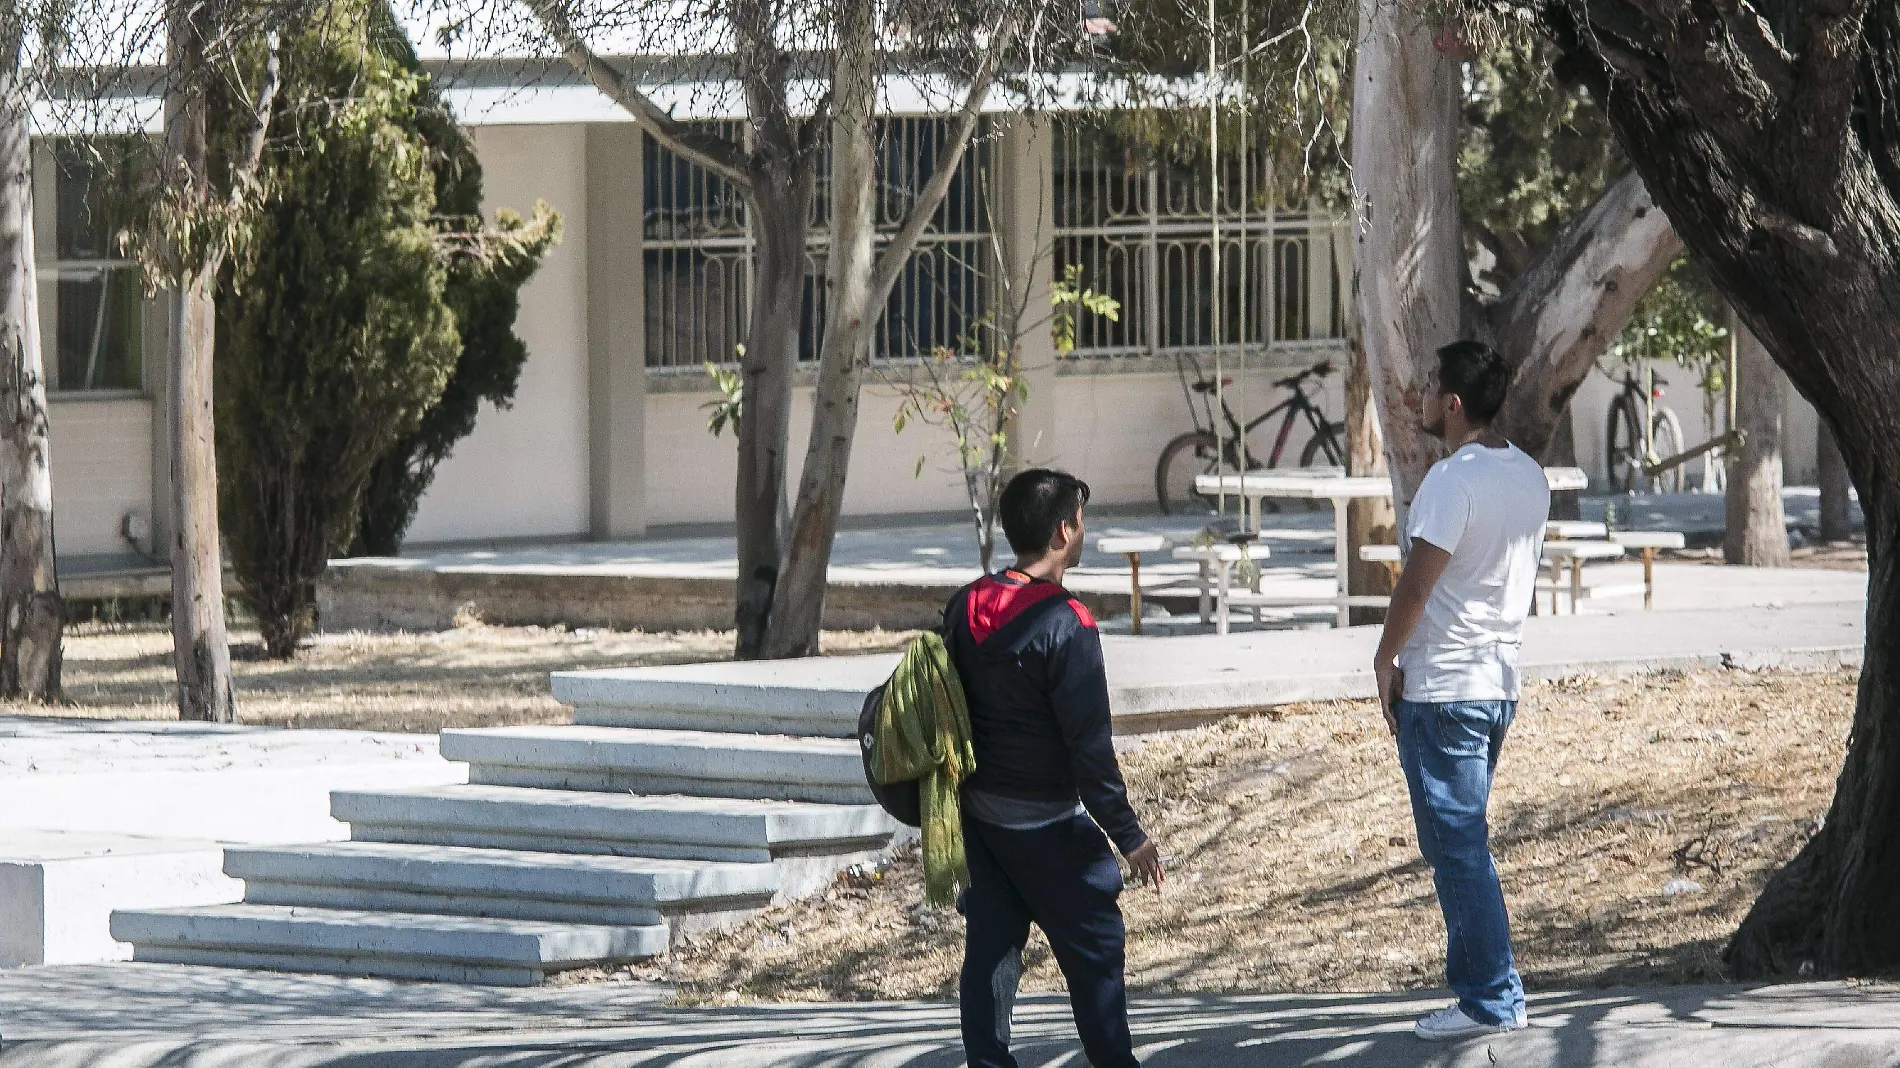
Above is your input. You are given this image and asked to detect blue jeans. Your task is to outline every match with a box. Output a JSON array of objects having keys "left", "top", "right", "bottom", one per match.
[{"left": 1395, "top": 699, "right": 1525, "bottom": 1026}]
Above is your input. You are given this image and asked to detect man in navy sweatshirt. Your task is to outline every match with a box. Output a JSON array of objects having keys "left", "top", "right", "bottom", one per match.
[{"left": 942, "top": 468, "right": 1164, "bottom": 1068}]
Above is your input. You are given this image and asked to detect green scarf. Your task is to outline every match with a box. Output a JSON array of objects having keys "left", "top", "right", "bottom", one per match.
[{"left": 869, "top": 632, "right": 977, "bottom": 905}]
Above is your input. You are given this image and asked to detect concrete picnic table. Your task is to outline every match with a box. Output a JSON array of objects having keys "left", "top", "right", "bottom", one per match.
[
  {"left": 1195, "top": 466, "right": 1594, "bottom": 627},
  {"left": 1096, "top": 535, "right": 1171, "bottom": 635}
]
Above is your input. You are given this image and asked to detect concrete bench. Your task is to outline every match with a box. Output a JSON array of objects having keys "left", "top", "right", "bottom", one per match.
[
  {"left": 1611, "top": 530, "right": 1688, "bottom": 609},
  {"left": 1537, "top": 540, "right": 1628, "bottom": 614},
  {"left": 1547, "top": 520, "right": 1609, "bottom": 540},
  {"left": 1172, "top": 543, "right": 1269, "bottom": 636},
  {"left": 1097, "top": 535, "right": 1172, "bottom": 635}
]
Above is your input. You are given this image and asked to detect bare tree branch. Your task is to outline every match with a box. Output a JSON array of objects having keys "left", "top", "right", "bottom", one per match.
[{"left": 519, "top": 0, "right": 754, "bottom": 187}]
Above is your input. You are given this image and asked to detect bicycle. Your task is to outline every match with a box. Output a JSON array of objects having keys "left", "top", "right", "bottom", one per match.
[
  {"left": 1605, "top": 366, "right": 1687, "bottom": 494},
  {"left": 1155, "top": 354, "right": 1345, "bottom": 516}
]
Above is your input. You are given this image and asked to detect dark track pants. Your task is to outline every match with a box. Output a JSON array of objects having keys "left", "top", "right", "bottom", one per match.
[{"left": 959, "top": 812, "right": 1140, "bottom": 1068}]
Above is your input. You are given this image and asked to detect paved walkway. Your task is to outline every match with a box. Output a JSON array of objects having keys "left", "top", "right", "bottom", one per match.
[
  {"left": 346, "top": 491, "right": 1866, "bottom": 633},
  {"left": 2, "top": 964, "right": 1897, "bottom": 1066}
]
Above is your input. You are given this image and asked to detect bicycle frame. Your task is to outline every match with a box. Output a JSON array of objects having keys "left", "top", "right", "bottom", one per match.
[{"left": 1174, "top": 352, "right": 1333, "bottom": 470}]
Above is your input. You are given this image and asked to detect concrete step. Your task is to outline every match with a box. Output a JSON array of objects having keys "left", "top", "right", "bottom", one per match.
[
  {"left": 333, "top": 784, "right": 897, "bottom": 864},
  {"left": 224, "top": 841, "right": 776, "bottom": 932},
  {"left": 441, "top": 726, "right": 876, "bottom": 805},
  {"left": 552, "top": 657, "right": 896, "bottom": 738},
  {"left": 111, "top": 904, "right": 666, "bottom": 986}
]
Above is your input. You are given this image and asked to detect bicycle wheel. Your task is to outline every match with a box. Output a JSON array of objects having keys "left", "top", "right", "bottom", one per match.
[
  {"left": 1651, "top": 407, "right": 1687, "bottom": 493},
  {"left": 1156, "top": 430, "right": 1222, "bottom": 515},
  {"left": 1605, "top": 395, "right": 1643, "bottom": 493},
  {"left": 1300, "top": 421, "right": 1346, "bottom": 468}
]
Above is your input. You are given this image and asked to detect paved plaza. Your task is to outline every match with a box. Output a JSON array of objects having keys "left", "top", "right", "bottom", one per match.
[{"left": 2, "top": 964, "right": 1898, "bottom": 1066}]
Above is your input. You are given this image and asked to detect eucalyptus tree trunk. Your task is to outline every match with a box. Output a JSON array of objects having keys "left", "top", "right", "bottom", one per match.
[
  {"left": 1818, "top": 420, "right": 1853, "bottom": 543},
  {"left": 1347, "top": 0, "right": 1459, "bottom": 527},
  {"left": 1725, "top": 324, "right": 1790, "bottom": 567},
  {"left": 1340, "top": 253, "right": 1394, "bottom": 624},
  {"left": 0, "top": 40, "right": 61, "bottom": 699},
  {"left": 1490, "top": 171, "right": 1682, "bottom": 458},
  {"left": 164, "top": 12, "right": 236, "bottom": 722}
]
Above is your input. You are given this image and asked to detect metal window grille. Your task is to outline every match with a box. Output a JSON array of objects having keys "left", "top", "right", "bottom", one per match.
[
  {"left": 1053, "top": 116, "right": 1343, "bottom": 360},
  {"left": 643, "top": 118, "right": 994, "bottom": 371}
]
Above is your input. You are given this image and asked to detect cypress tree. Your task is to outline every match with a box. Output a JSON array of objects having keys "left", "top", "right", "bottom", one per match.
[{"left": 216, "top": 0, "right": 462, "bottom": 656}]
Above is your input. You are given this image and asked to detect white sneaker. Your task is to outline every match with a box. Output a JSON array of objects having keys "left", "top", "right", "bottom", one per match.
[{"left": 1414, "top": 1003, "right": 1525, "bottom": 1041}]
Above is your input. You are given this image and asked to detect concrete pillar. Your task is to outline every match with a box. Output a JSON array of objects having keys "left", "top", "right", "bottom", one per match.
[
  {"left": 585, "top": 124, "right": 648, "bottom": 539},
  {"left": 996, "top": 117, "right": 1057, "bottom": 469}
]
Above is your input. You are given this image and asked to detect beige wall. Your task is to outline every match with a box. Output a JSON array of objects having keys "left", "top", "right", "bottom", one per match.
[
  {"left": 48, "top": 398, "right": 151, "bottom": 557},
  {"left": 408, "top": 124, "right": 593, "bottom": 543},
  {"left": 641, "top": 360, "right": 1350, "bottom": 527}
]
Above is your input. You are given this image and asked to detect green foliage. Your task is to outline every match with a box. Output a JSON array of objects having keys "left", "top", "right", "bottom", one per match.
[
  {"left": 1050, "top": 264, "right": 1121, "bottom": 354},
  {"left": 702, "top": 353, "right": 746, "bottom": 437},
  {"left": 216, "top": 0, "right": 462, "bottom": 656},
  {"left": 1606, "top": 255, "right": 1730, "bottom": 393},
  {"left": 352, "top": 0, "right": 560, "bottom": 556},
  {"left": 1458, "top": 38, "right": 1624, "bottom": 293}
]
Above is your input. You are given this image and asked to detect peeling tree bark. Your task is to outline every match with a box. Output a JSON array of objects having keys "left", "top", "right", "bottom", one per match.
[
  {"left": 0, "top": 34, "right": 60, "bottom": 700},
  {"left": 1725, "top": 323, "right": 1790, "bottom": 567},
  {"left": 1347, "top": 0, "right": 1460, "bottom": 529},
  {"left": 1490, "top": 171, "right": 1682, "bottom": 459},
  {"left": 1341, "top": 252, "right": 1394, "bottom": 624}
]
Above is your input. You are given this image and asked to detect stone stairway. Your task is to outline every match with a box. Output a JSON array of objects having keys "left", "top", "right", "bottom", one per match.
[{"left": 111, "top": 661, "right": 901, "bottom": 985}]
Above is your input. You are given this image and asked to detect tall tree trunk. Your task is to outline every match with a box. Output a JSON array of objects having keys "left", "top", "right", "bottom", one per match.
[
  {"left": 1818, "top": 420, "right": 1854, "bottom": 543},
  {"left": 1347, "top": 0, "right": 1459, "bottom": 528},
  {"left": 165, "top": 15, "right": 236, "bottom": 722},
  {"left": 762, "top": 0, "right": 878, "bottom": 660},
  {"left": 732, "top": 151, "right": 814, "bottom": 660},
  {"left": 0, "top": 45, "right": 60, "bottom": 699},
  {"left": 1547, "top": 0, "right": 1900, "bottom": 979},
  {"left": 1725, "top": 323, "right": 1790, "bottom": 567}
]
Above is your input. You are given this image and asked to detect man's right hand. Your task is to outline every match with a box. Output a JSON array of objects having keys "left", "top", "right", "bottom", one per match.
[{"left": 1125, "top": 840, "right": 1164, "bottom": 888}]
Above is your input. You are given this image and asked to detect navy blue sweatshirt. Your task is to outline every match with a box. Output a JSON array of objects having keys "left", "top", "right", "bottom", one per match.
[{"left": 941, "top": 570, "right": 1148, "bottom": 855}]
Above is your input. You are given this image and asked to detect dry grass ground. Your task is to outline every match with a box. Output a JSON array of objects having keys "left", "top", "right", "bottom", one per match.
[
  {"left": 6, "top": 623, "right": 913, "bottom": 732},
  {"left": 644, "top": 668, "right": 1855, "bottom": 1004}
]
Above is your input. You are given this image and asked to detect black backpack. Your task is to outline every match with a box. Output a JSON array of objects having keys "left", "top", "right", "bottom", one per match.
[{"left": 857, "top": 682, "right": 922, "bottom": 828}]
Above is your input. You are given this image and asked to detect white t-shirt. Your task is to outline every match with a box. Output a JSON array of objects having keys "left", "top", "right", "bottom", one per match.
[{"left": 1399, "top": 441, "right": 1550, "bottom": 703}]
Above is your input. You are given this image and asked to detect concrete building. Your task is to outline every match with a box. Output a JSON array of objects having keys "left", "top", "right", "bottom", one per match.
[{"left": 32, "top": 41, "right": 1816, "bottom": 570}]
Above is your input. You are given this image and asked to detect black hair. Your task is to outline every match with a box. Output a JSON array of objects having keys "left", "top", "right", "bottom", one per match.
[
  {"left": 999, "top": 469, "right": 1091, "bottom": 558},
  {"left": 1436, "top": 340, "right": 1510, "bottom": 424}
]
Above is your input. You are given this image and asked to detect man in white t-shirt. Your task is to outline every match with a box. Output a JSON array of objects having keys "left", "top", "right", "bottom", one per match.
[{"left": 1373, "top": 340, "right": 1549, "bottom": 1042}]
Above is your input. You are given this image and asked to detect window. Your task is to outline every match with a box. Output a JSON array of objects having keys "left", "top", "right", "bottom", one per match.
[
  {"left": 641, "top": 119, "right": 994, "bottom": 370},
  {"left": 1053, "top": 117, "right": 1343, "bottom": 359},
  {"left": 46, "top": 141, "right": 146, "bottom": 393}
]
